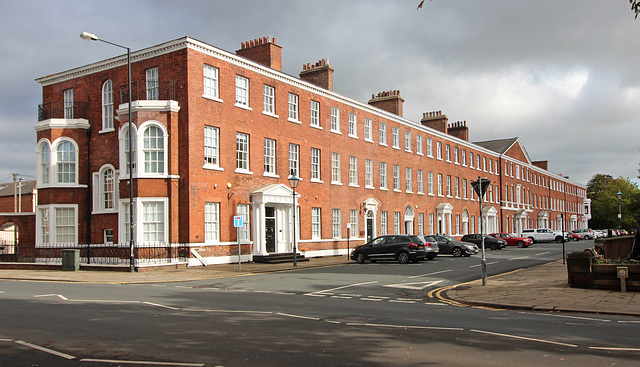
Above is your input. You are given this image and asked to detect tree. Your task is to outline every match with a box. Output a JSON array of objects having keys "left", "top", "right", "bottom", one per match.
[
  {"left": 587, "top": 174, "right": 640, "bottom": 230},
  {"left": 632, "top": 0, "right": 640, "bottom": 19}
]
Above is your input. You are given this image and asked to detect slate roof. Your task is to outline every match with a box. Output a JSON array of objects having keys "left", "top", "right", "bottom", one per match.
[
  {"left": 473, "top": 137, "right": 519, "bottom": 155},
  {"left": 0, "top": 180, "right": 36, "bottom": 198}
]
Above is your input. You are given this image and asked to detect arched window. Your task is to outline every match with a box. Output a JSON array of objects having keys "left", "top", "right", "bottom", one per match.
[
  {"left": 143, "top": 125, "right": 165, "bottom": 174},
  {"left": 56, "top": 141, "right": 76, "bottom": 184},
  {"left": 93, "top": 165, "right": 117, "bottom": 212},
  {"left": 102, "top": 80, "right": 114, "bottom": 130}
]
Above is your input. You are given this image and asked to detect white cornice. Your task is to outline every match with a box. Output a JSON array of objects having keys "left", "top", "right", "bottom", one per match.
[{"left": 34, "top": 118, "right": 90, "bottom": 132}]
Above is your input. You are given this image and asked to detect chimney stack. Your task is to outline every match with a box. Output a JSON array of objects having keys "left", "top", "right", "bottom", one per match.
[
  {"left": 420, "top": 110, "right": 448, "bottom": 133},
  {"left": 533, "top": 161, "right": 549, "bottom": 171},
  {"left": 236, "top": 36, "right": 282, "bottom": 71},
  {"left": 447, "top": 121, "right": 469, "bottom": 141},
  {"left": 368, "top": 90, "right": 404, "bottom": 117},
  {"left": 299, "top": 58, "right": 334, "bottom": 90}
]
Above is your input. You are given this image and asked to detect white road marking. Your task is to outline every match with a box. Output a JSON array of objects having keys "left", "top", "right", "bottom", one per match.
[
  {"left": 470, "top": 329, "right": 578, "bottom": 348},
  {"left": 276, "top": 312, "right": 320, "bottom": 321},
  {"left": 277, "top": 292, "right": 295, "bottom": 295},
  {"left": 408, "top": 269, "right": 453, "bottom": 279},
  {"left": 535, "top": 251, "right": 550, "bottom": 256},
  {"left": 80, "top": 358, "right": 204, "bottom": 366},
  {"left": 360, "top": 298, "right": 384, "bottom": 302},
  {"left": 307, "top": 280, "right": 378, "bottom": 295},
  {"left": 143, "top": 302, "right": 180, "bottom": 310},
  {"left": 618, "top": 320, "right": 640, "bottom": 323},
  {"left": 14, "top": 340, "right": 75, "bottom": 359},
  {"left": 469, "top": 261, "right": 498, "bottom": 268},
  {"left": 389, "top": 300, "right": 416, "bottom": 304},
  {"left": 508, "top": 256, "right": 530, "bottom": 261},
  {"left": 331, "top": 295, "right": 353, "bottom": 299},
  {"left": 366, "top": 296, "right": 390, "bottom": 299},
  {"left": 0, "top": 338, "right": 13, "bottom": 342},
  {"left": 253, "top": 290, "right": 271, "bottom": 293},
  {"left": 347, "top": 323, "right": 463, "bottom": 331},
  {"left": 538, "top": 313, "right": 611, "bottom": 323},
  {"left": 384, "top": 280, "right": 444, "bottom": 290},
  {"left": 424, "top": 302, "right": 447, "bottom": 306},
  {"left": 588, "top": 346, "right": 640, "bottom": 352},
  {"left": 70, "top": 300, "right": 140, "bottom": 304},
  {"left": 304, "top": 293, "right": 326, "bottom": 297}
]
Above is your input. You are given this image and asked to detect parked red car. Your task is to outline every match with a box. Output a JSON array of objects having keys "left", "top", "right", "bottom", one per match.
[{"left": 489, "top": 233, "right": 533, "bottom": 248}]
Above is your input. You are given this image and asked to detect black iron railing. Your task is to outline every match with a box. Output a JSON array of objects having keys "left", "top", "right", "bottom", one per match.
[
  {"left": 37, "top": 101, "right": 89, "bottom": 121},
  {"left": 120, "top": 80, "right": 176, "bottom": 103},
  {"left": 1, "top": 242, "right": 189, "bottom": 267}
]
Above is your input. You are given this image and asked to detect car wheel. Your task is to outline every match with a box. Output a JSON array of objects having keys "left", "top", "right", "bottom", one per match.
[
  {"left": 528, "top": 237, "right": 535, "bottom": 243},
  {"left": 490, "top": 243, "right": 497, "bottom": 250},
  {"left": 517, "top": 241, "right": 525, "bottom": 248},
  {"left": 572, "top": 237, "right": 579, "bottom": 242},
  {"left": 356, "top": 252, "right": 366, "bottom": 264},
  {"left": 398, "top": 252, "right": 410, "bottom": 264},
  {"left": 584, "top": 235, "right": 591, "bottom": 240},
  {"left": 452, "top": 247, "right": 463, "bottom": 257},
  {"left": 555, "top": 236, "right": 563, "bottom": 243}
]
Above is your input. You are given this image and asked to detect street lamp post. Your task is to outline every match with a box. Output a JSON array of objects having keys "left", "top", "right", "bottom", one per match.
[
  {"left": 80, "top": 32, "right": 135, "bottom": 273},
  {"left": 617, "top": 190, "right": 622, "bottom": 230},
  {"left": 288, "top": 174, "right": 301, "bottom": 267}
]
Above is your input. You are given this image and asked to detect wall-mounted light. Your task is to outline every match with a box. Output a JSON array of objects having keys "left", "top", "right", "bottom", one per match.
[{"left": 227, "top": 182, "right": 234, "bottom": 200}]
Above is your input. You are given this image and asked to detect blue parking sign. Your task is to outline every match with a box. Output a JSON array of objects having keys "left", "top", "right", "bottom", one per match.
[{"left": 234, "top": 215, "right": 243, "bottom": 228}]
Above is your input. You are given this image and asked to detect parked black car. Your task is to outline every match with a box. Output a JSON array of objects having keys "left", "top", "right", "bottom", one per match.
[
  {"left": 460, "top": 234, "right": 507, "bottom": 250},
  {"left": 428, "top": 234, "right": 478, "bottom": 257},
  {"left": 350, "top": 235, "right": 427, "bottom": 264}
]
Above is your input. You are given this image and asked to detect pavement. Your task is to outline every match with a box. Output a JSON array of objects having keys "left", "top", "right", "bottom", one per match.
[{"left": 0, "top": 256, "right": 638, "bottom": 317}]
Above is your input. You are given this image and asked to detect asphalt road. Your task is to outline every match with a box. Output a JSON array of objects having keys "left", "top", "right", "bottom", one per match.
[{"left": 1, "top": 240, "right": 639, "bottom": 366}]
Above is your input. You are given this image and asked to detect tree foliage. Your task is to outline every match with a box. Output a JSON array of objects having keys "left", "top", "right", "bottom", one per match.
[
  {"left": 632, "top": 0, "right": 640, "bottom": 19},
  {"left": 587, "top": 174, "right": 640, "bottom": 230}
]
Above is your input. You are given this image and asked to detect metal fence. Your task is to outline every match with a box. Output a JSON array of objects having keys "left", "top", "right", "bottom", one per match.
[
  {"left": 0, "top": 242, "right": 189, "bottom": 266},
  {"left": 120, "top": 80, "right": 176, "bottom": 103},
  {"left": 37, "top": 101, "right": 89, "bottom": 121}
]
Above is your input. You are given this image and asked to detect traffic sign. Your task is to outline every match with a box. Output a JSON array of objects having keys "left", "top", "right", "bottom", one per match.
[{"left": 233, "top": 215, "right": 243, "bottom": 228}]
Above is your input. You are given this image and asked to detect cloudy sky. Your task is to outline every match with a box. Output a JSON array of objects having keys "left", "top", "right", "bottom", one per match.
[{"left": 1, "top": 0, "right": 638, "bottom": 186}]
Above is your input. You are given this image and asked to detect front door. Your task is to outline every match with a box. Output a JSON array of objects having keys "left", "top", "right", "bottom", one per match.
[
  {"left": 265, "top": 218, "right": 276, "bottom": 253},
  {"left": 367, "top": 217, "right": 374, "bottom": 242}
]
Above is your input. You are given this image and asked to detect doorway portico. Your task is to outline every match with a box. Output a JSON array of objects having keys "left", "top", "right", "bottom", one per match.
[{"left": 250, "top": 184, "right": 298, "bottom": 256}]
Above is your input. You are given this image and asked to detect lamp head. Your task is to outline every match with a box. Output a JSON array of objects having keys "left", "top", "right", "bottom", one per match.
[
  {"left": 617, "top": 191, "right": 622, "bottom": 200},
  {"left": 288, "top": 174, "right": 301, "bottom": 189},
  {"left": 226, "top": 182, "right": 232, "bottom": 189},
  {"left": 80, "top": 32, "right": 99, "bottom": 41}
]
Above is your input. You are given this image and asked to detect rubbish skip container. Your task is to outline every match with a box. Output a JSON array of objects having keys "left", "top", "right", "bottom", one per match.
[{"left": 62, "top": 249, "right": 80, "bottom": 271}]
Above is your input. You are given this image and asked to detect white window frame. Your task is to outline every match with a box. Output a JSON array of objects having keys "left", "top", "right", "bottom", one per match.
[
  {"left": 417, "top": 169, "right": 424, "bottom": 194},
  {"left": 349, "top": 209, "right": 358, "bottom": 238},
  {"left": 54, "top": 138, "right": 79, "bottom": 185},
  {"left": 381, "top": 211, "right": 388, "bottom": 235},
  {"left": 311, "top": 148, "right": 321, "bottom": 181},
  {"left": 349, "top": 156, "right": 358, "bottom": 186},
  {"left": 235, "top": 75, "right": 250, "bottom": 108},
  {"left": 392, "top": 127, "right": 400, "bottom": 149},
  {"left": 380, "top": 162, "right": 388, "bottom": 189},
  {"left": 63, "top": 88, "right": 74, "bottom": 119},
  {"left": 331, "top": 152, "right": 341, "bottom": 184},
  {"left": 263, "top": 138, "right": 277, "bottom": 177},
  {"left": 393, "top": 164, "right": 400, "bottom": 191},
  {"left": 119, "top": 124, "right": 137, "bottom": 179},
  {"left": 93, "top": 164, "right": 118, "bottom": 213},
  {"left": 236, "top": 132, "right": 251, "bottom": 173},
  {"left": 205, "top": 202, "right": 220, "bottom": 243},
  {"left": 404, "top": 131, "right": 411, "bottom": 152},
  {"left": 140, "top": 122, "right": 168, "bottom": 177},
  {"left": 237, "top": 203, "right": 250, "bottom": 243},
  {"left": 263, "top": 85, "right": 276, "bottom": 117},
  {"left": 146, "top": 67, "right": 159, "bottom": 100},
  {"left": 364, "top": 118, "right": 372, "bottom": 141},
  {"left": 365, "top": 159, "right": 373, "bottom": 188},
  {"left": 348, "top": 113, "right": 357, "bottom": 138},
  {"left": 289, "top": 143, "right": 300, "bottom": 177},
  {"left": 311, "top": 207, "right": 321, "bottom": 239},
  {"left": 427, "top": 138, "right": 433, "bottom": 157},
  {"left": 379, "top": 122, "right": 387, "bottom": 145},
  {"left": 405, "top": 167, "right": 412, "bottom": 193},
  {"left": 203, "top": 64, "right": 220, "bottom": 101},
  {"left": 428, "top": 171, "right": 434, "bottom": 195},
  {"left": 310, "top": 100, "right": 320, "bottom": 128},
  {"left": 332, "top": 209, "right": 342, "bottom": 238},
  {"left": 394, "top": 212, "right": 401, "bottom": 234},
  {"left": 101, "top": 80, "right": 114, "bottom": 131},
  {"left": 36, "top": 204, "right": 78, "bottom": 245},
  {"left": 437, "top": 141, "right": 442, "bottom": 160},
  {"left": 204, "top": 125, "right": 221, "bottom": 169},
  {"left": 288, "top": 93, "right": 299, "bottom": 122},
  {"left": 416, "top": 135, "right": 423, "bottom": 155},
  {"left": 330, "top": 107, "right": 340, "bottom": 133},
  {"left": 37, "top": 139, "right": 51, "bottom": 186}
]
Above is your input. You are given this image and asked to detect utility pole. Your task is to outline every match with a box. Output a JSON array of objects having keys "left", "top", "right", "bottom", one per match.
[
  {"left": 13, "top": 173, "right": 17, "bottom": 213},
  {"left": 471, "top": 177, "right": 491, "bottom": 286}
]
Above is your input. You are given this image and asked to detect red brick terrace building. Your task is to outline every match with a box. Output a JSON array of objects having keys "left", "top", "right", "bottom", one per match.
[{"left": 27, "top": 36, "right": 591, "bottom": 266}]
